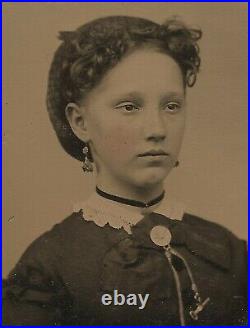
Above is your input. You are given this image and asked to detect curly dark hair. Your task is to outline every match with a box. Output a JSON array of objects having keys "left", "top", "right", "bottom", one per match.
[{"left": 47, "top": 15, "right": 202, "bottom": 162}]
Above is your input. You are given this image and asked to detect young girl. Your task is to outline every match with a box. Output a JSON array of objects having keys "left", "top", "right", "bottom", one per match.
[{"left": 3, "top": 16, "right": 247, "bottom": 326}]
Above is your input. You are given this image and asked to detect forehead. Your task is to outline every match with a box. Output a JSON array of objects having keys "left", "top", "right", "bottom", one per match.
[{"left": 85, "top": 49, "right": 184, "bottom": 101}]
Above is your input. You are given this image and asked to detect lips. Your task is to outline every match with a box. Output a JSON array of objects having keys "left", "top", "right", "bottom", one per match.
[{"left": 138, "top": 150, "right": 169, "bottom": 157}]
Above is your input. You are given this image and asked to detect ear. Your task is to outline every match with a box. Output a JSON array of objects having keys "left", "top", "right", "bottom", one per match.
[{"left": 65, "top": 103, "right": 90, "bottom": 142}]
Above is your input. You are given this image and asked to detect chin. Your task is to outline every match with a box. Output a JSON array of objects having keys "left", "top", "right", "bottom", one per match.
[{"left": 132, "top": 167, "right": 171, "bottom": 189}]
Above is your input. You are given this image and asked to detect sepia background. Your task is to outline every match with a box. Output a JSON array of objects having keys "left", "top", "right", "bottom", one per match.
[{"left": 3, "top": 2, "right": 247, "bottom": 278}]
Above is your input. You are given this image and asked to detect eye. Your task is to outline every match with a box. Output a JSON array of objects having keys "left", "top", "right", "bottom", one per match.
[
  {"left": 114, "top": 102, "right": 140, "bottom": 113},
  {"left": 163, "top": 102, "right": 182, "bottom": 114}
]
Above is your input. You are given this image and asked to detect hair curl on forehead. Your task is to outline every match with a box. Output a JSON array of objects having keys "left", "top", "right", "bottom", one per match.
[{"left": 47, "top": 15, "right": 202, "bottom": 162}]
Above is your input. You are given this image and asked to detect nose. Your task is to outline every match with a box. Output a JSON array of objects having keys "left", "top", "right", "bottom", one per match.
[{"left": 143, "top": 110, "right": 167, "bottom": 142}]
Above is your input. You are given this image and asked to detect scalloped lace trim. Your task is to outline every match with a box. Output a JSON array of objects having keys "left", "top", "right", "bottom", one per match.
[{"left": 73, "top": 193, "right": 184, "bottom": 234}]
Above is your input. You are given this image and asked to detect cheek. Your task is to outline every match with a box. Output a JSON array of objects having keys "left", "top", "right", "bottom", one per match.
[
  {"left": 107, "top": 126, "right": 138, "bottom": 155},
  {"left": 95, "top": 124, "right": 139, "bottom": 158},
  {"left": 165, "top": 114, "right": 185, "bottom": 141},
  {"left": 170, "top": 120, "right": 185, "bottom": 148}
]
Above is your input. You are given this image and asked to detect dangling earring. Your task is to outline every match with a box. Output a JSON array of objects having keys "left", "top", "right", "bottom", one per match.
[
  {"left": 82, "top": 145, "right": 93, "bottom": 172},
  {"left": 174, "top": 160, "right": 180, "bottom": 168}
]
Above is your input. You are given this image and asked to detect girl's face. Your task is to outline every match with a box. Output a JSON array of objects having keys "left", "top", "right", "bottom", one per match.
[{"left": 73, "top": 49, "right": 186, "bottom": 194}]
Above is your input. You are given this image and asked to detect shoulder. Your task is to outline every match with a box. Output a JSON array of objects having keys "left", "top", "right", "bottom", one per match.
[
  {"left": 25, "top": 211, "right": 83, "bottom": 249},
  {"left": 183, "top": 212, "right": 245, "bottom": 241},
  {"left": 15, "top": 211, "right": 95, "bottom": 263},
  {"left": 182, "top": 212, "right": 247, "bottom": 271},
  {"left": 6, "top": 211, "right": 100, "bottom": 280},
  {"left": 32, "top": 210, "right": 106, "bottom": 253}
]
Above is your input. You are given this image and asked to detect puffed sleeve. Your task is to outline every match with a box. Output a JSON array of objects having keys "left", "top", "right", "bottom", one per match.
[{"left": 3, "top": 225, "right": 74, "bottom": 325}]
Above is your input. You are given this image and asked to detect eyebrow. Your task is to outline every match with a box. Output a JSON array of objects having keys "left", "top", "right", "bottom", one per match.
[
  {"left": 159, "top": 92, "right": 185, "bottom": 106},
  {"left": 111, "top": 91, "right": 185, "bottom": 107},
  {"left": 111, "top": 92, "right": 144, "bottom": 106}
]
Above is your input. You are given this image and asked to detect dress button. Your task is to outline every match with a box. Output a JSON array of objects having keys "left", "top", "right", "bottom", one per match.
[{"left": 150, "top": 225, "right": 172, "bottom": 246}]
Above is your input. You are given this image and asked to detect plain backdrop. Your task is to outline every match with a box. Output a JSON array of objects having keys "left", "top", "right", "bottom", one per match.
[{"left": 3, "top": 2, "right": 248, "bottom": 278}]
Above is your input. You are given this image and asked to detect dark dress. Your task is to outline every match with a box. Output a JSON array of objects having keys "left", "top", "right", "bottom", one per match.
[{"left": 3, "top": 208, "right": 247, "bottom": 325}]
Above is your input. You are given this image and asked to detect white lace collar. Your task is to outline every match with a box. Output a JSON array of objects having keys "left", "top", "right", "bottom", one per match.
[{"left": 73, "top": 192, "right": 184, "bottom": 234}]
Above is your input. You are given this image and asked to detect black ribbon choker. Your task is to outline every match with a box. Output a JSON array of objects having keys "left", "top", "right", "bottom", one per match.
[{"left": 96, "top": 186, "right": 165, "bottom": 208}]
